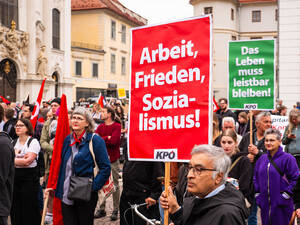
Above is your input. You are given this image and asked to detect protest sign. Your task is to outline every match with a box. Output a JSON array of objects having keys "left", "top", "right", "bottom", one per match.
[
  {"left": 228, "top": 40, "right": 275, "bottom": 110},
  {"left": 118, "top": 88, "right": 126, "bottom": 99},
  {"left": 271, "top": 115, "right": 288, "bottom": 137},
  {"left": 128, "top": 16, "right": 212, "bottom": 161}
]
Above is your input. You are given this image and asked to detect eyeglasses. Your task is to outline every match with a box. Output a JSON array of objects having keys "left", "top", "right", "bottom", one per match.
[
  {"left": 71, "top": 116, "right": 85, "bottom": 121},
  {"left": 15, "top": 124, "right": 25, "bottom": 128},
  {"left": 188, "top": 164, "right": 217, "bottom": 176}
]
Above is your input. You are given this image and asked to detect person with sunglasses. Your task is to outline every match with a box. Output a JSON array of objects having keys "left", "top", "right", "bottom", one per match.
[
  {"left": 10, "top": 118, "right": 41, "bottom": 225},
  {"left": 160, "top": 145, "right": 248, "bottom": 225}
]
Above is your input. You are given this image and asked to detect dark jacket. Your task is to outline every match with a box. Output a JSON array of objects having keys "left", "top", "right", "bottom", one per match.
[
  {"left": 122, "top": 160, "right": 163, "bottom": 200},
  {"left": 228, "top": 152, "right": 254, "bottom": 204},
  {"left": 55, "top": 133, "right": 111, "bottom": 199},
  {"left": 170, "top": 183, "right": 248, "bottom": 225},
  {"left": 174, "top": 163, "right": 190, "bottom": 206},
  {"left": 238, "top": 129, "right": 267, "bottom": 163},
  {"left": 293, "top": 177, "right": 300, "bottom": 209},
  {"left": 0, "top": 132, "right": 15, "bottom": 217},
  {"left": 3, "top": 118, "right": 18, "bottom": 140}
]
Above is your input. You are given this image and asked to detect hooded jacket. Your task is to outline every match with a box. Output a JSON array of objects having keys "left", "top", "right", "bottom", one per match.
[
  {"left": 254, "top": 146, "right": 299, "bottom": 225},
  {"left": 170, "top": 183, "right": 249, "bottom": 225}
]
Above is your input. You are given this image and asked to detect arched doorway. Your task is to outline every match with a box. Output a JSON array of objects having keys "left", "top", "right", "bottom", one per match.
[
  {"left": 0, "top": 59, "right": 17, "bottom": 101},
  {"left": 52, "top": 71, "right": 59, "bottom": 97}
]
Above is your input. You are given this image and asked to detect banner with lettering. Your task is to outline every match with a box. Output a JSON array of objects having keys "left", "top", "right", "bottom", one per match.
[
  {"left": 228, "top": 40, "right": 275, "bottom": 110},
  {"left": 128, "top": 16, "right": 212, "bottom": 161}
]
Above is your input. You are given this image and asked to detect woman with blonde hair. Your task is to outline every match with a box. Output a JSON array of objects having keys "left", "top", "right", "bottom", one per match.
[{"left": 282, "top": 108, "right": 300, "bottom": 167}]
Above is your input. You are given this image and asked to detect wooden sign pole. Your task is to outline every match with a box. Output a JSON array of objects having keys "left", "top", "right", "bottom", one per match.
[
  {"left": 250, "top": 110, "right": 253, "bottom": 145},
  {"left": 164, "top": 162, "right": 170, "bottom": 225}
]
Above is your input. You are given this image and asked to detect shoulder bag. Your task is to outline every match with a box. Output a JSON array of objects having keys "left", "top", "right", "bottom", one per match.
[{"left": 67, "top": 142, "right": 93, "bottom": 202}]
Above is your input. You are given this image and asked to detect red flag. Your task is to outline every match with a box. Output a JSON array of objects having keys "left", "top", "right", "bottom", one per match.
[
  {"left": 213, "top": 96, "right": 220, "bottom": 112},
  {"left": 47, "top": 94, "right": 70, "bottom": 225},
  {"left": 97, "top": 92, "right": 105, "bottom": 108},
  {"left": 0, "top": 96, "right": 10, "bottom": 104},
  {"left": 30, "top": 78, "right": 46, "bottom": 129}
]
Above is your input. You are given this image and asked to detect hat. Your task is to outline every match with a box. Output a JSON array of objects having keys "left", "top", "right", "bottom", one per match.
[{"left": 51, "top": 97, "right": 61, "bottom": 105}]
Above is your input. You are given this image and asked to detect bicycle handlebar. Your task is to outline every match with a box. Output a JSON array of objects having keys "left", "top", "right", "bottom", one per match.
[{"left": 131, "top": 203, "right": 161, "bottom": 225}]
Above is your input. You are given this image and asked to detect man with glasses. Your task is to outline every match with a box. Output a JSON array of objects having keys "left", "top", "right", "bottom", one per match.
[{"left": 160, "top": 145, "right": 248, "bottom": 225}]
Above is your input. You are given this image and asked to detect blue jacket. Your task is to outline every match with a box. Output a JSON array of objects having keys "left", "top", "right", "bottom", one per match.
[{"left": 55, "top": 132, "right": 111, "bottom": 199}]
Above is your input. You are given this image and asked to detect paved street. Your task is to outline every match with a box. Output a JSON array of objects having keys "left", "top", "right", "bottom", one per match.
[{"left": 94, "top": 194, "right": 120, "bottom": 225}]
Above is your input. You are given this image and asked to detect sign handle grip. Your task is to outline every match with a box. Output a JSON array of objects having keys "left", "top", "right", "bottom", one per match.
[{"left": 164, "top": 162, "right": 170, "bottom": 225}]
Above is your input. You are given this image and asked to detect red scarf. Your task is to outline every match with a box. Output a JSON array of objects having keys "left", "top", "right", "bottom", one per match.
[{"left": 70, "top": 130, "right": 85, "bottom": 146}]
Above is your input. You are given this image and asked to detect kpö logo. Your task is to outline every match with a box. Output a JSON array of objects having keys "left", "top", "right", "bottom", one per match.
[{"left": 154, "top": 149, "right": 178, "bottom": 160}]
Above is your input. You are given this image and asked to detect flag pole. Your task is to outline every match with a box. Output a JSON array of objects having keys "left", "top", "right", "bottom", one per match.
[{"left": 41, "top": 193, "right": 49, "bottom": 225}]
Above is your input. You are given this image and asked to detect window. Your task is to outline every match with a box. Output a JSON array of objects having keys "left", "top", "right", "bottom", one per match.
[
  {"left": 92, "top": 63, "right": 98, "bottom": 77},
  {"left": 121, "top": 24, "right": 126, "bottom": 43},
  {"left": 75, "top": 61, "right": 82, "bottom": 76},
  {"left": 252, "top": 10, "right": 261, "bottom": 22},
  {"left": 121, "top": 57, "right": 126, "bottom": 75},
  {"left": 231, "top": 8, "right": 234, "bottom": 21},
  {"left": 111, "top": 20, "right": 116, "bottom": 40},
  {"left": 250, "top": 37, "right": 262, "bottom": 40},
  {"left": 232, "top": 36, "right": 237, "bottom": 41},
  {"left": 52, "top": 9, "right": 60, "bottom": 49},
  {"left": 0, "top": 0, "right": 18, "bottom": 28},
  {"left": 111, "top": 54, "right": 116, "bottom": 73},
  {"left": 204, "top": 7, "right": 213, "bottom": 15},
  {"left": 275, "top": 9, "right": 278, "bottom": 21}
]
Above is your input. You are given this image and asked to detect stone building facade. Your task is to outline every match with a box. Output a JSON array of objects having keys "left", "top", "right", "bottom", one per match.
[{"left": 0, "top": 0, "right": 73, "bottom": 107}]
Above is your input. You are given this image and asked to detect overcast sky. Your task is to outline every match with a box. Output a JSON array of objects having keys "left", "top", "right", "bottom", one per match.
[{"left": 119, "top": 0, "right": 194, "bottom": 25}]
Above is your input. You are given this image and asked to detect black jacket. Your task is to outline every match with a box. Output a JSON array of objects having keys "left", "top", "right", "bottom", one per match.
[
  {"left": 293, "top": 177, "right": 300, "bottom": 209},
  {"left": 122, "top": 160, "right": 163, "bottom": 200},
  {"left": 170, "top": 183, "right": 249, "bottom": 225},
  {"left": 3, "top": 118, "right": 18, "bottom": 140},
  {"left": 229, "top": 153, "right": 254, "bottom": 204},
  {"left": 238, "top": 130, "right": 267, "bottom": 164},
  {"left": 0, "top": 132, "right": 15, "bottom": 217}
]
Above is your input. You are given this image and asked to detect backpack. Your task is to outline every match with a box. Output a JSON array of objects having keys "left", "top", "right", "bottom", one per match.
[{"left": 12, "top": 137, "right": 45, "bottom": 177}]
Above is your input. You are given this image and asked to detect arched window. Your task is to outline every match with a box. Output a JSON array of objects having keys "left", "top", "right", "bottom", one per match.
[
  {"left": 52, "top": 9, "right": 60, "bottom": 49},
  {"left": 0, "top": 0, "right": 18, "bottom": 28}
]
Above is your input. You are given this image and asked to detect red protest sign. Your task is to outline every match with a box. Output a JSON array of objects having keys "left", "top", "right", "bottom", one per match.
[{"left": 128, "top": 16, "right": 212, "bottom": 162}]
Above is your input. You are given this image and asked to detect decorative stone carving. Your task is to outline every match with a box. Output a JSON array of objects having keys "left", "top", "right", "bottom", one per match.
[
  {"left": 37, "top": 45, "right": 48, "bottom": 77},
  {"left": 0, "top": 21, "right": 29, "bottom": 59}
]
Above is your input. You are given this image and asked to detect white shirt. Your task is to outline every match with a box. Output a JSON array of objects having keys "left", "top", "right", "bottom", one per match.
[
  {"left": 14, "top": 137, "right": 40, "bottom": 168},
  {"left": 0, "top": 120, "right": 4, "bottom": 131}
]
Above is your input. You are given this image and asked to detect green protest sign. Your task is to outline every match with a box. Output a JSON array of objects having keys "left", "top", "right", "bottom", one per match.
[{"left": 228, "top": 40, "right": 275, "bottom": 110}]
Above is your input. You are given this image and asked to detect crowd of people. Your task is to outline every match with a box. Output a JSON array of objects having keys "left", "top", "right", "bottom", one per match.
[{"left": 0, "top": 97, "right": 299, "bottom": 225}]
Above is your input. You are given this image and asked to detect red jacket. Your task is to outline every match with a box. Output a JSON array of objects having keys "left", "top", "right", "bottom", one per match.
[{"left": 96, "top": 122, "right": 121, "bottom": 163}]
